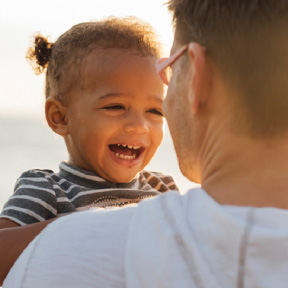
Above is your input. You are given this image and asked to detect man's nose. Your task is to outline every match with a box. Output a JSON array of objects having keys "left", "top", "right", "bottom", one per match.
[{"left": 123, "top": 113, "right": 149, "bottom": 134}]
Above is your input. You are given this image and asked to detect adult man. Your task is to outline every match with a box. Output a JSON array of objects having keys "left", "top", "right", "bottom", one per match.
[{"left": 4, "top": 0, "right": 288, "bottom": 287}]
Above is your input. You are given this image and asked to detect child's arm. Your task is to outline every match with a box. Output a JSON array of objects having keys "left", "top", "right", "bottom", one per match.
[{"left": 0, "top": 218, "right": 55, "bottom": 285}]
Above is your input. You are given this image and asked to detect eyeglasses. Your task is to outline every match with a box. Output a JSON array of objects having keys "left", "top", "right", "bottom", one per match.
[{"left": 156, "top": 44, "right": 188, "bottom": 86}]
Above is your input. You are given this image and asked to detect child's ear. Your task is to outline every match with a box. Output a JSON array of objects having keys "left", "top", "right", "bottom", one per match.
[{"left": 45, "top": 97, "right": 68, "bottom": 136}]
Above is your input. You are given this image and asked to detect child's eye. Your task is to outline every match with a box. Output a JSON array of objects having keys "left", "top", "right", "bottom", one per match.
[
  {"left": 103, "top": 105, "right": 125, "bottom": 110},
  {"left": 148, "top": 109, "right": 163, "bottom": 116}
]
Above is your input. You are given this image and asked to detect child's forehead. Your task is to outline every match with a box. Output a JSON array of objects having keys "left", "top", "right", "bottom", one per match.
[
  {"left": 84, "top": 47, "right": 155, "bottom": 69},
  {"left": 67, "top": 47, "right": 164, "bottom": 104},
  {"left": 79, "top": 47, "right": 160, "bottom": 88}
]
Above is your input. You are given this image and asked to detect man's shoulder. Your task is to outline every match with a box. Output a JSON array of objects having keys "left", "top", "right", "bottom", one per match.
[
  {"left": 4, "top": 206, "right": 137, "bottom": 288},
  {"left": 44, "top": 205, "right": 139, "bottom": 244}
]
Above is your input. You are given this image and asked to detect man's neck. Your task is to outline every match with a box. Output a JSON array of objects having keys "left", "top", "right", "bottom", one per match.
[{"left": 201, "top": 135, "right": 288, "bottom": 209}]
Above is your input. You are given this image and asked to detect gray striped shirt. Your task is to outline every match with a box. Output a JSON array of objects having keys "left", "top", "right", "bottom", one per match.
[{"left": 0, "top": 162, "right": 179, "bottom": 226}]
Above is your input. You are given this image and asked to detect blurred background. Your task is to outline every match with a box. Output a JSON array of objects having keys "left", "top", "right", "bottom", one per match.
[{"left": 0, "top": 0, "right": 197, "bottom": 209}]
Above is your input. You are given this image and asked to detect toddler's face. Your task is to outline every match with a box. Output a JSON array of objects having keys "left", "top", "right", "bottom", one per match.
[{"left": 65, "top": 49, "right": 165, "bottom": 183}]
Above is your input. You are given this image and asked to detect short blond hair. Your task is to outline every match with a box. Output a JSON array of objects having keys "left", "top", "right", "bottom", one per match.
[{"left": 168, "top": 0, "right": 288, "bottom": 138}]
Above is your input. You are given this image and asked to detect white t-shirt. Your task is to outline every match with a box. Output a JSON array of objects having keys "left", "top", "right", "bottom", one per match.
[{"left": 4, "top": 188, "right": 288, "bottom": 288}]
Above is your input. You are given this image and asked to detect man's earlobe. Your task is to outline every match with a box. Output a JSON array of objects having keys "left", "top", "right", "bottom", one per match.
[
  {"left": 188, "top": 43, "right": 208, "bottom": 114},
  {"left": 45, "top": 97, "right": 68, "bottom": 136}
]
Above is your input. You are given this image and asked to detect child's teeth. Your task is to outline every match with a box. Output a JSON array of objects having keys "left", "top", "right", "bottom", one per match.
[
  {"left": 114, "top": 152, "right": 136, "bottom": 160},
  {"left": 115, "top": 144, "right": 141, "bottom": 150}
]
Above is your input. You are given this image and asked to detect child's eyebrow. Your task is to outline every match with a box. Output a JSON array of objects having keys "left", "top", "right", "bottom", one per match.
[
  {"left": 99, "top": 93, "right": 163, "bottom": 103},
  {"left": 99, "top": 93, "right": 126, "bottom": 100}
]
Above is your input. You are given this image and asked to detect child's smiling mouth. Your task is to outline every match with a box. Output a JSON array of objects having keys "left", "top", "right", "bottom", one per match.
[{"left": 109, "top": 144, "right": 145, "bottom": 160}]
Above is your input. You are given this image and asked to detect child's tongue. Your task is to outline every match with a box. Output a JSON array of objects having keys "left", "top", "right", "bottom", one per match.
[{"left": 109, "top": 144, "right": 134, "bottom": 156}]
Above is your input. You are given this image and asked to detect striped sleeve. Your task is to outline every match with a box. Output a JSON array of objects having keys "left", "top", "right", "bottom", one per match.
[{"left": 0, "top": 170, "right": 57, "bottom": 226}]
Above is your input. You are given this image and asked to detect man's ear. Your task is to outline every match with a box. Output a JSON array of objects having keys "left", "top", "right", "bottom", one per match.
[
  {"left": 45, "top": 97, "right": 68, "bottom": 136},
  {"left": 187, "top": 42, "right": 209, "bottom": 114}
]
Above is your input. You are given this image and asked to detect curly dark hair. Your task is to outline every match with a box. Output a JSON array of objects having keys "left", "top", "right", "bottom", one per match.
[
  {"left": 26, "top": 17, "right": 162, "bottom": 103},
  {"left": 168, "top": 0, "right": 288, "bottom": 138}
]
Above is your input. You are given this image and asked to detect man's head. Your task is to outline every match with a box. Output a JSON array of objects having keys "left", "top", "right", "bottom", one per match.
[{"left": 163, "top": 0, "right": 288, "bottom": 182}]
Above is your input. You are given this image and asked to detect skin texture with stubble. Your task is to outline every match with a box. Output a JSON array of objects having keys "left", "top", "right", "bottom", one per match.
[
  {"left": 163, "top": 41, "right": 201, "bottom": 183},
  {"left": 165, "top": 31, "right": 288, "bottom": 209}
]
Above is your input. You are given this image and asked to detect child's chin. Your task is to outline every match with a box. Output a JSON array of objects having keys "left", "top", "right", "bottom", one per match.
[{"left": 112, "top": 172, "right": 139, "bottom": 184}]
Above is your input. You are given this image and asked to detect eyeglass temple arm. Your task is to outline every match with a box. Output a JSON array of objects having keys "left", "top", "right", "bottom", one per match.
[
  {"left": 156, "top": 58, "right": 169, "bottom": 74},
  {"left": 156, "top": 45, "right": 188, "bottom": 74}
]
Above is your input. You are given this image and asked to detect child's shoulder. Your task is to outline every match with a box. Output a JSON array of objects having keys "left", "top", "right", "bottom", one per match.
[
  {"left": 139, "top": 170, "right": 180, "bottom": 193},
  {"left": 19, "top": 168, "right": 55, "bottom": 179},
  {"left": 15, "top": 168, "right": 57, "bottom": 189}
]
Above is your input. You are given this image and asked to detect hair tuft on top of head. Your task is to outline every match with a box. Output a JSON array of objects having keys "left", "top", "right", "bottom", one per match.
[
  {"left": 27, "top": 17, "right": 162, "bottom": 102},
  {"left": 26, "top": 34, "right": 53, "bottom": 75}
]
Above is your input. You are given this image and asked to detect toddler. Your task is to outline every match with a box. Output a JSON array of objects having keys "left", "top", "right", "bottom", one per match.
[
  {"left": 0, "top": 17, "right": 179, "bottom": 284},
  {"left": 0, "top": 17, "right": 179, "bottom": 226}
]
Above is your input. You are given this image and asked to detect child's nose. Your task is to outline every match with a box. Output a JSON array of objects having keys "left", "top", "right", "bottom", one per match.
[{"left": 123, "top": 113, "right": 149, "bottom": 134}]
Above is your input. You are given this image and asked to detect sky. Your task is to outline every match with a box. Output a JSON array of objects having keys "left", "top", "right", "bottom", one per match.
[{"left": 0, "top": 0, "right": 174, "bottom": 118}]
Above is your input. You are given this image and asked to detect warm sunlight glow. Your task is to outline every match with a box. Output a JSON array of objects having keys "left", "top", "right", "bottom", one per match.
[{"left": 0, "top": 0, "right": 173, "bottom": 117}]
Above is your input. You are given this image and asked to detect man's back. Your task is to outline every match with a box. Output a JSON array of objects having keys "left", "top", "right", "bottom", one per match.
[{"left": 5, "top": 189, "right": 288, "bottom": 288}]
